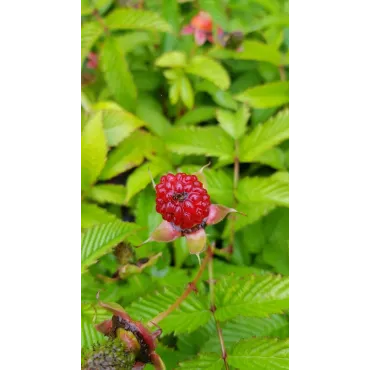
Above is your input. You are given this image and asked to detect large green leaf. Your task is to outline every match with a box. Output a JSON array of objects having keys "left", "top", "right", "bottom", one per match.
[
  {"left": 86, "top": 184, "right": 126, "bottom": 205},
  {"left": 81, "top": 112, "right": 107, "bottom": 192},
  {"left": 237, "top": 172, "right": 289, "bottom": 207},
  {"left": 216, "top": 105, "right": 250, "bottom": 140},
  {"left": 186, "top": 56, "right": 230, "bottom": 90},
  {"left": 228, "top": 338, "right": 289, "bottom": 369},
  {"left": 93, "top": 101, "right": 146, "bottom": 147},
  {"left": 203, "top": 315, "right": 289, "bottom": 353},
  {"left": 240, "top": 109, "right": 289, "bottom": 162},
  {"left": 214, "top": 274, "right": 289, "bottom": 321},
  {"left": 136, "top": 94, "right": 172, "bottom": 136},
  {"left": 105, "top": 8, "right": 172, "bottom": 32},
  {"left": 81, "top": 303, "right": 111, "bottom": 349},
  {"left": 81, "top": 22, "right": 103, "bottom": 67},
  {"left": 253, "top": 147, "right": 287, "bottom": 169},
  {"left": 235, "top": 40, "right": 282, "bottom": 66},
  {"left": 124, "top": 158, "right": 172, "bottom": 203},
  {"left": 126, "top": 287, "right": 212, "bottom": 335},
  {"left": 204, "top": 169, "right": 234, "bottom": 206},
  {"left": 99, "top": 131, "right": 152, "bottom": 180},
  {"left": 134, "top": 186, "right": 162, "bottom": 241},
  {"left": 235, "top": 81, "right": 289, "bottom": 108},
  {"left": 177, "top": 353, "right": 224, "bottom": 369},
  {"left": 164, "top": 126, "right": 234, "bottom": 159},
  {"left": 101, "top": 37, "right": 137, "bottom": 112},
  {"left": 81, "top": 220, "right": 141, "bottom": 273},
  {"left": 81, "top": 202, "right": 117, "bottom": 229}
]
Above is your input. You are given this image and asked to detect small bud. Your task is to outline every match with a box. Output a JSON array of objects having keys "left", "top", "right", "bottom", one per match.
[
  {"left": 185, "top": 228, "right": 207, "bottom": 255},
  {"left": 206, "top": 204, "right": 242, "bottom": 225},
  {"left": 143, "top": 221, "right": 181, "bottom": 244}
]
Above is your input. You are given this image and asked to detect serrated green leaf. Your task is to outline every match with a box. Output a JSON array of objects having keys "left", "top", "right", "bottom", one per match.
[
  {"left": 81, "top": 220, "right": 141, "bottom": 272},
  {"left": 156, "top": 51, "right": 187, "bottom": 68},
  {"left": 175, "top": 106, "right": 216, "bottom": 126},
  {"left": 240, "top": 109, "right": 289, "bottom": 162},
  {"left": 93, "top": 101, "right": 146, "bottom": 146},
  {"left": 228, "top": 338, "right": 289, "bottom": 369},
  {"left": 235, "top": 81, "right": 289, "bottom": 108},
  {"left": 81, "top": 22, "right": 103, "bottom": 67},
  {"left": 81, "top": 304, "right": 111, "bottom": 349},
  {"left": 81, "top": 202, "right": 117, "bottom": 229},
  {"left": 125, "top": 159, "right": 172, "bottom": 203},
  {"left": 164, "top": 126, "right": 234, "bottom": 159},
  {"left": 203, "top": 315, "right": 289, "bottom": 353},
  {"left": 81, "top": 112, "right": 107, "bottom": 192},
  {"left": 186, "top": 56, "right": 230, "bottom": 90},
  {"left": 99, "top": 131, "right": 151, "bottom": 180},
  {"left": 126, "top": 286, "right": 212, "bottom": 335},
  {"left": 215, "top": 275, "right": 289, "bottom": 321},
  {"left": 177, "top": 353, "right": 224, "bottom": 369},
  {"left": 204, "top": 169, "right": 234, "bottom": 206},
  {"left": 101, "top": 37, "right": 137, "bottom": 112},
  {"left": 235, "top": 40, "right": 282, "bottom": 66},
  {"left": 237, "top": 172, "right": 289, "bottom": 207},
  {"left": 180, "top": 75, "right": 194, "bottom": 109},
  {"left": 216, "top": 105, "right": 250, "bottom": 140},
  {"left": 253, "top": 147, "right": 286, "bottom": 169},
  {"left": 86, "top": 184, "right": 126, "bottom": 205},
  {"left": 105, "top": 8, "right": 172, "bottom": 32}
]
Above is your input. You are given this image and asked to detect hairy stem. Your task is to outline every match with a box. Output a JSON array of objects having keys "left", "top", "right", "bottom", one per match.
[
  {"left": 208, "top": 250, "right": 229, "bottom": 369},
  {"left": 148, "top": 248, "right": 212, "bottom": 327}
]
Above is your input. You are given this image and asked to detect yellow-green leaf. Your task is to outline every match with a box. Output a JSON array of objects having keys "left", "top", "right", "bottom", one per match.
[{"left": 81, "top": 112, "right": 107, "bottom": 192}]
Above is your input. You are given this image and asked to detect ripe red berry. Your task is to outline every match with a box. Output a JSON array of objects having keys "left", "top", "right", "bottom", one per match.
[{"left": 155, "top": 173, "right": 211, "bottom": 230}]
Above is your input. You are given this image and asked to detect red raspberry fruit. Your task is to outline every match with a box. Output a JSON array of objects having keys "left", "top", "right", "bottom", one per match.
[{"left": 155, "top": 173, "right": 211, "bottom": 230}]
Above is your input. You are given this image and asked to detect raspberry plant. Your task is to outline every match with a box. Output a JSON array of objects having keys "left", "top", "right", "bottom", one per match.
[{"left": 82, "top": 1, "right": 289, "bottom": 369}]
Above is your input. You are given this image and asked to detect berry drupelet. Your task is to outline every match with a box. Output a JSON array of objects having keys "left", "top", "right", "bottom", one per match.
[{"left": 155, "top": 173, "right": 211, "bottom": 230}]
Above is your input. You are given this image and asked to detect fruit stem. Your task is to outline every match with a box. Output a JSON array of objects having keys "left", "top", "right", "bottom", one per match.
[
  {"left": 208, "top": 248, "right": 229, "bottom": 369},
  {"left": 148, "top": 247, "right": 212, "bottom": 327}
]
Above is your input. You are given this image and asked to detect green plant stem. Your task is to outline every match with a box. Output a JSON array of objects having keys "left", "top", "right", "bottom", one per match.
[
  {"left": 208, "top": 250, "right": 229, "bottom": 370},
  {"left": 279, "top": 65, "right": 286, "bottom": 81},
  {"left": 148, "top": 248, "right": 212, "bottom": 327}
]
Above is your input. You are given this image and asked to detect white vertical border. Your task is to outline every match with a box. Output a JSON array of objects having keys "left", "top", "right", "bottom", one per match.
[
  {"left": 0, "top": 1, "right": 81, "bottom": 369},
  {"left": 290, "top": 0, "right": 370, "bottom": 369}
]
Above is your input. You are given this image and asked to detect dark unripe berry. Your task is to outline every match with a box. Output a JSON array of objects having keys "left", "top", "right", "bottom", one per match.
[{"left": 155, "top": 173, "right": 211, "bottom": 229}]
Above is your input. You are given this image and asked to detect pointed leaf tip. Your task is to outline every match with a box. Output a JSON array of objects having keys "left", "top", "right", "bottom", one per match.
[{"left": 206, "top": 204, "right": 242, "bottom": 225}]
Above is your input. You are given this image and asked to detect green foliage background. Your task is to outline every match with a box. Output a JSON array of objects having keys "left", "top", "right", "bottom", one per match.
[{"left": 81, "top": 0, "right": 289, "bottom": 368}]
